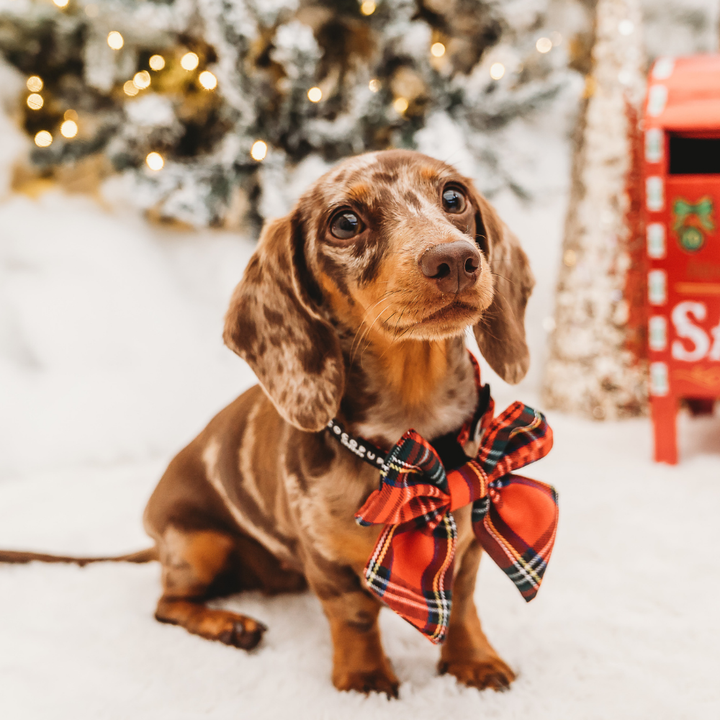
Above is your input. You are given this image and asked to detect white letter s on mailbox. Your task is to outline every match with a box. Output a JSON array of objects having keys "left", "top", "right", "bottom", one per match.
[{"left": 671, "top": 302, "right": 710, "bottom": 361}]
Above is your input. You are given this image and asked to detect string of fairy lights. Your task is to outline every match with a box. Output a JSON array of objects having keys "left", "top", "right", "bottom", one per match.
[
  {"left": 27, "top": 16, "right": 221, "bottom": 169},
  {"left": 27, "top": 0, "right": 562, "bottom": 171}
]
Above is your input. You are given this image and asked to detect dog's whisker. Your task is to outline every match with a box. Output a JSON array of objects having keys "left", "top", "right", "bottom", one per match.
[
  {"left": 354, "top": 298, "right": 401, "bottom": 364},
  {"left": 350, "top": 291, "right": 404, "bottom": 361},
  {"left": 358, "top": 306, "right": 399, "bottom": 367}
]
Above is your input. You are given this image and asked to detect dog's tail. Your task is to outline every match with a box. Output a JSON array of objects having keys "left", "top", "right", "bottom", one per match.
[{"left": 0, "top": 546, "right": 158, "bottom": 566}]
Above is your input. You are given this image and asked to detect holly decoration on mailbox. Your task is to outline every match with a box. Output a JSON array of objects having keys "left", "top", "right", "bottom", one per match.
[{"left": 672, "top": 196, "right": 715, "bottom": 252}]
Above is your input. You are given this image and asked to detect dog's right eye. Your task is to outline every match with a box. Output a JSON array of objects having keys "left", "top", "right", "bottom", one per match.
[{"left": 330, "top": 211, "right": 362, "bottom": 240}]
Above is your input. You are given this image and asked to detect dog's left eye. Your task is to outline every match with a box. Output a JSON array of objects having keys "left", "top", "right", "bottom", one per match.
[
  {"left": 330, "top": 211, "right": 362, "bottom": 240},
  {"left": 442, "top": 187, "right": 467, "bottom": 214}
]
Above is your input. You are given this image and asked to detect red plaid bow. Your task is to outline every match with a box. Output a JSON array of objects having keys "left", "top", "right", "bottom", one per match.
[{"left": 355, "top": 398, "right": 557, "bottom": 644}]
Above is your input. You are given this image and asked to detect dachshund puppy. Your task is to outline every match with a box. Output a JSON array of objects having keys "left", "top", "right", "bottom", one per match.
[{"left": 143, "top": 149, "right": 534, "bottom": 697}]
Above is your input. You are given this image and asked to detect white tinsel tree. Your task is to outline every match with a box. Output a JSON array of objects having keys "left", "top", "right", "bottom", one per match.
[{"left": 542, "top": 0, "right": 648, "bottom": 419}]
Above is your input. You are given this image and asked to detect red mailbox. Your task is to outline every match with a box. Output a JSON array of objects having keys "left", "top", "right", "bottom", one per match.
[{"left": 643, "top": 55, "right": 720, "bottom": 464}]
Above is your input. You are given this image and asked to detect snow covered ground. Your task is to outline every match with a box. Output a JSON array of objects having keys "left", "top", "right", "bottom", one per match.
[
  {"left": 1, "top": 412, "right": 719, "bottom": 720},
  {"left": 1, "top": 76, "right": 719, "bottom": 719}
]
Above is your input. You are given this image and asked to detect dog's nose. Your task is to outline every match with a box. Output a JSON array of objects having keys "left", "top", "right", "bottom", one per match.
[{"left": 419, "top": 241, "right": 481, "bottom": 294}]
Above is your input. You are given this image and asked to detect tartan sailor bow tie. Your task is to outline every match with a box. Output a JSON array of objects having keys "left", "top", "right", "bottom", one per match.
[{"left": 326, "top": 359, "right": 558, "bottom": 645}]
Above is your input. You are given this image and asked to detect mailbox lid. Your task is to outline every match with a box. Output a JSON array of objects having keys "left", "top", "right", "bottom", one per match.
[{"left": 645, "top": 55, "right": 720, "bottom": 131}]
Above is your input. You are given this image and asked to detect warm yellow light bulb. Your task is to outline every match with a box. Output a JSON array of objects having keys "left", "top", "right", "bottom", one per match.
[
  {"left": 61, "top": 120, "right": 78, "bottom": 138},
  {"left": 26, "top": 76, "right": 43, "bottom": 92},
  {"left": 307, "top": 86, "right": 322, "bottom": 102},
  {"left": 53, "top": 0, "right": 69, "bottom": 7},
  {"left": 181, "top": 52, "right": 199, "bottom": 71},
  {"left": 27, "top": 94, "right": 43, "bottom": 110},
  {"left": 251, "top": 140, "right": 267, "bottom": 161},
  {"left": 107, "top": 31, "right": 124, "bottom": 50},
  {"left": 34, "top": 131, "right": 53, "bottom": 148},
  {"left": 123, "top": 81, "right": 139, "bottom": 97},
  {"left": 133, "top": 71, "right": 151, "bottom": 90},
  {"left": 360, "top": 1, "right": 376, "bottom": 15},
  {"left": 393, "top": 97, "right": 408, "bottom": 114},
  {"left": 146, "top": 152, "right": 164, "bottom": 171},
  {"left": 149, "top": 55, "right": 165, "bottom": 71},
  {"left": 431, "top": 42, "right": 446, "bottom": 58},
  {"left": 368, "top": 78, "right": 380, "bottom": 93},
  {"left": 199, "top": 71, "right": 218, "bottom": 90},
  {"left": 64, "top": 109, "right": 78, "bottom": 121},
  {"left": 536, "top": 37, "right": 552, "bottom": 53},
  {"left": 490, "top": 62, "right": 505, "bottom": 80}
]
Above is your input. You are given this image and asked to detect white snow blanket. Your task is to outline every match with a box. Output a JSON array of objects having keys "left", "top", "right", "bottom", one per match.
[{"left": 1, "top": 100, "right": 719, "bottom": 720}]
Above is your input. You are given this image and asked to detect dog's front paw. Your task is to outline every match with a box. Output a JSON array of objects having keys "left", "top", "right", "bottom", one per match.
[
  {"left": 217, "top": 616, "right": 267, "bottom": 650},
  {"left": 439, "top": 656, "right": 516, "bottom": 691},
  {"left": 333, "top": 668, "right": 400, "bottom": 699}
]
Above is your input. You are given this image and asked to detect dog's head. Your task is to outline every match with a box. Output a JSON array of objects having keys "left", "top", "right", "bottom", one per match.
[{"left": 224, "top": 150, "right": 534, "bottom": 432}]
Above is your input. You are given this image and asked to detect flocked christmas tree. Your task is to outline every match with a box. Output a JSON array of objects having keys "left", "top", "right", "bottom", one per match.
[{"left": 0, "top": 0, "right": 568, "bottom": 229}]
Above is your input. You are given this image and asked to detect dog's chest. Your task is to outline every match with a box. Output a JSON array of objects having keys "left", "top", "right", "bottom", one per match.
[{"left": 285, "top": 453, "right": 382, "bottom": 571}]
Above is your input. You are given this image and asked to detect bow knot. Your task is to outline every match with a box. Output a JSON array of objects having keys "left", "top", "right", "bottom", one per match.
[
  {"left": 355, "top": 398, "right": 558, "bottom": 644},
  {"left": 673, "top": 196, "right": 715, "bottom": 232},
  {"left": 356, "top": 430, "right": 451, "bottom": 532}
]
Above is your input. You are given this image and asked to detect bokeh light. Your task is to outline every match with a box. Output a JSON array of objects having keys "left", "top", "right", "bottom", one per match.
[
  {"left": 60, "top": 120, "right": 78, "bottom": 138},
  {"left": 149, "top": 55, "right": 165, "bottom": 71},
  {"left": 34, "top": 131, "right": 53, "bottom": 148},
  {"left": 393, "top": 97, "right": 408, "bottom": 113},
  {"left": 536, "top": 37, "right": 552, "bottom": 53},
  {"left": 26, "top": 94, "right": 43, "bottom": 110},
  {"left": 146, "top": 152, "right": 164, "bottom": 171},
  {"left": 431, "top": 42, "right": 446, "bottom": 58},
  {"left": 490, "top": 63, "right": 505, "bottom": 80},
  {"left": 26, "top": 76, "right": 43, "bottom": 92},
  {"left": 133, "top": 71, "right": 151, "bottom": 90},
  {"left": 199, "top": 71, "right": 218, "bottom": 90},
  {"left": 181, "top": 52, "right": 199, "bottom": 71},
  {"left": 107, "top": 32, "right": 124, "bottom": 50},
  {"left": 251, "top": 140, "right": 267, "bottom": 161}
]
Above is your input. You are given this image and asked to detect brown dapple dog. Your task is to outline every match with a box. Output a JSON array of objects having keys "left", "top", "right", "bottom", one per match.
[{"left": 3, "top": 150, "right": 534, "bottom": 698}]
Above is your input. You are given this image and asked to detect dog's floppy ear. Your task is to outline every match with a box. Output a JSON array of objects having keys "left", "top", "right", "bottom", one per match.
[
  {"left": 469, "top": 188, "right": 535, "bottom": 384},
  {"left": 223, "top": 212, "right": 344, "bottom": 432}
]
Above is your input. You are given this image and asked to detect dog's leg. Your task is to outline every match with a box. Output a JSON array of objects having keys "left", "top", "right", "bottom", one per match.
[
  {"left": 307, "top": 561, "right": 399, "bottom": 698},
  {"left": 438, "top": 540, "right": 516, "bottom": 691},
  {"left": 154, "top": 526, "right": 267, "bottom": 650},
  {"left": 323, "top": 592, "right": 400, "bottom": 698}
]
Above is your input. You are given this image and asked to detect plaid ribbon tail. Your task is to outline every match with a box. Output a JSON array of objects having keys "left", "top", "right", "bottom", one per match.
[
  {"left": 362, "top": 514, "right": 456, "bottom": 644},
  {"left": 356, "top": 430, "right": 456, "bottom": 644},
  {"left": 472, "top": 474, "right": 559, "bottom": 601},
  {"left": 470, "top": 402, "right": 558, "bottom": 602}
]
